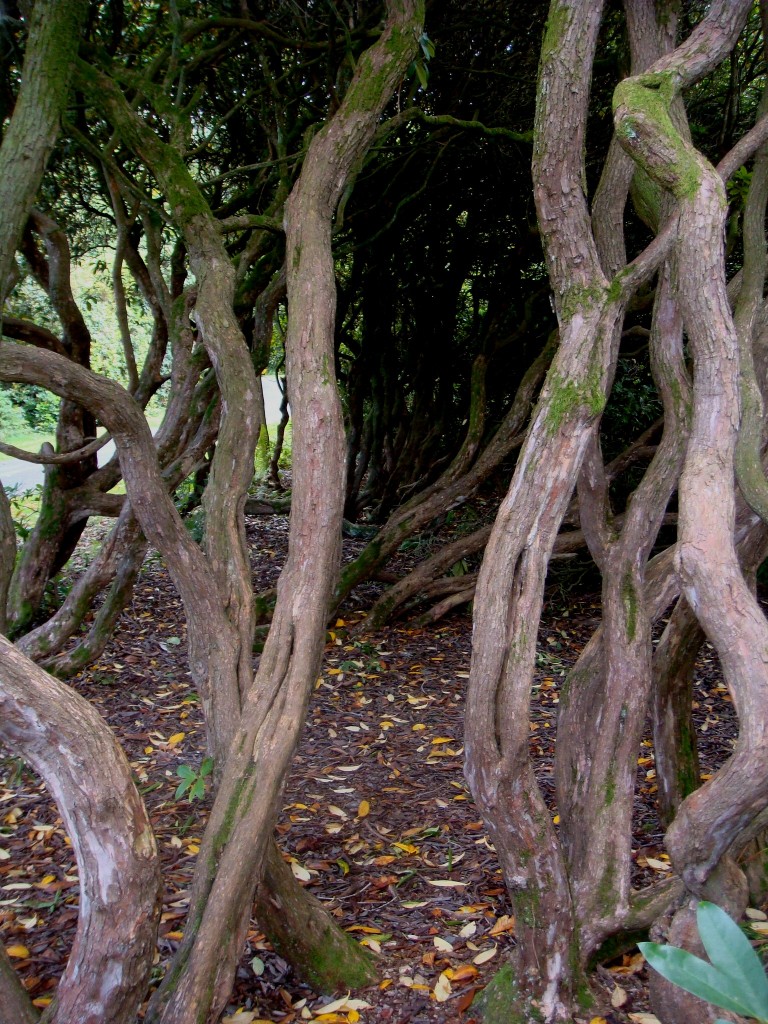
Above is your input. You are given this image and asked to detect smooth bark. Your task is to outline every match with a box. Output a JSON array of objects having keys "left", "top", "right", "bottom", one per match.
[{"left": 0, "top": 636, "right": 161, "bottom": 1024}]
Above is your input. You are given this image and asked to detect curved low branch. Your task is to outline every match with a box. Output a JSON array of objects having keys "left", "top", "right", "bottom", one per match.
[
  {"left": 0, "top": 432, "right": 111, "bottom": 464},
  {"left": 0, "top": 636, "right": 161, "bottom": 1024}
]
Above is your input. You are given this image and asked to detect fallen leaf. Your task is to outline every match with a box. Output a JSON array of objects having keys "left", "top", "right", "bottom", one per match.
[
  {"left": 433, "top": 972, "right": 452, "bottom": 1002},
  {"left": 473, "top": 945, "right": 497, "bottom": 965},
  {"left": 168, "top": 732, "right": 185, "bottom": 747},
  {"left": 645, "top": 857, "right": 671, "bottom": 872},
  {"left": 433, "top": 936, "right": 454, "bottom": 952},
  {"left": 611, "top": 984, "right": 627, "bottom": 1008},
  {"left": 489, "top": 914, "right": 515, "bottom": 936},
  {"left": 392, "top": 842, "right": 419, "bottom": 855},
  {"left": 290, "top": 860, "right": 311, "bottom": 882},
  {"left": 459, "top": 921, "right": 477, "bottom": 938},
  {"left": 5, "top": 944, "right": 30, "bottom": 958},
  {"left": 746, "top": 907, "right": 768, "bottom": 921},
  {"left": 315, "top": 995, "right": 372, "bottom": 1015},
  {"left": 451, "top": 964, "right": 479, "bottom": 983},
  {"left": 357, "top": 800, "right": 370, "bottom": 818},
  {"left": 628, "top": 1015, "right": 663, "bottom": 1024},
  {"left": 427, "top": 879, "right": 468, "bottom": 888}
]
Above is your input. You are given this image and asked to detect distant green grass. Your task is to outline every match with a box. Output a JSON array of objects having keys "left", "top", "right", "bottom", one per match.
[
  {"left": 0, "top": 410, "right": 165, "bottom": 463},
  {"left": 0, "top": 428, "right": 56, "bottom": 461}
]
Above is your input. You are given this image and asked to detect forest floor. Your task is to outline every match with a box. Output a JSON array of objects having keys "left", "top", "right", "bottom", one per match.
[{"left": 0, "top": 512, "right": 752, "bottom": 1024}]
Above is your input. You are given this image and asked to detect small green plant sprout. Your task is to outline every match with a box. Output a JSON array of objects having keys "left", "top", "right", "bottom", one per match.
[
  {"left": 639, "top": 901, "right": 768, "bottom": 1023},
  {"left": 175, "top": 757, "right": 214, "bottom": 802}
]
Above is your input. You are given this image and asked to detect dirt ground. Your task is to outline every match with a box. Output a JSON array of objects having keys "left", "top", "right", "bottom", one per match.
[{"left": 0, "top": 513, "right": 753, "bottom": 1023}]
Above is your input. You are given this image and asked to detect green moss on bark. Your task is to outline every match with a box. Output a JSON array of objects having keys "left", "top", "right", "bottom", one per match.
[{"left": 544, "top": 369, "right": 606, "bottom": 436}]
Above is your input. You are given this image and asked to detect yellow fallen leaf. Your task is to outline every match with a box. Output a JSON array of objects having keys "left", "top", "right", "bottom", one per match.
[
  {"left": 33, "top": 998, "right": 53, "bottom": 1008},
  {"left": 39, "top": 874, "right": 56, "bottom": 886},
  {"left": 5, "top": 944, "right": 30, "bottom": 959},
  {"left": 589, "top": 1018, "right": 608, "bottom": 1024},
  {"left": 186, "top": 843, "right": 200, "bottom": 855},
  {"left": 357, "top": 800, "right": 370, "bottom": 818},
  {"left": 433, "top": 971, "right": 452, "bottom": 1002},
  {"left": 489, "top": 914, "right": 515, "bottom": 937},
  {"left": 412, "top": 723, "right": 426, "bottom": 731},
  {"left": 645, "top": 857, "right": 671, "bottom": 872},
  {"left": 451, "top": 964, "right": 479, "bottom": 982},
  {"left": 379, "top": 979, "right": 393, "bottom": 990},
  {"left": 393, "top": 842, "right": 419, "bottom": 855},
  {"left": 168, "top": 732, "right": 185, "bottom": 747},
  {"left": 431, "top": 737, "right": 455, "bottom": 744}
]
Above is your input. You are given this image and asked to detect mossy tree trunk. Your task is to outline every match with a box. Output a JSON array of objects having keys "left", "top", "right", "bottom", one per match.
[
  {"left": 0, "top": 0, "right": 88, "bottom": 634},
  {"left": 0, "top": 0, "right": 88, "bottom": 305},
  {"left": 467, "top": 2, "right": 765, "bottom": 1021},
  {"left": 466, "top": 3, "right": 623, "bottom": 1017},
  {"left": 139, "top": 6, "right": 424, "bottom": 1021}
]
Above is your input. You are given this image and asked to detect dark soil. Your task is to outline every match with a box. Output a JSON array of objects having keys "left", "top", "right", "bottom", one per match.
[{"left": 0, "top": 513, "right": 752, "bottom": 1024}]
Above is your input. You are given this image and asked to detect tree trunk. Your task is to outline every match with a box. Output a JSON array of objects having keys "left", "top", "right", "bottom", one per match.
[
  {"left": 253, "top": 842, "right": 376, "bottom": 991},
  {"left": 556, "top": 252, "right": 691, "bottom": 955},
  {"left": 0, "top": 0, "right": 88, "bottom": 304},
  {"left": 0, "top": 943, "right": 36, "bottom": 1024},
  {"left": 0, "top": 482, "right": 14, "bottom": 635},
  {"left": 143, "top": 8, "right": 424, "bottom": 1022},
  {"left": 0, "top": 636, "right": 161, "bottom": 1024},
  {"left": 652, "top": 598, "right": 704, "bottom": 826}
]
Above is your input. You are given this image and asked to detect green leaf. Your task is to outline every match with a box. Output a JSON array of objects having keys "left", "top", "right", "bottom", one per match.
[
  {"left": 176, "top": 764, "right": 194, "bottom": 780},
  {"left": 415, "top": 60, "right": 428, "bottom": 90},
  {"left": 696, "top": 902, "right": 768, "bottom": 1019},
  {"left": 174, "top": 778, "right": 192, "bottom": 800},
  {"left": 639, "top": 942, "right": 765, "bottom": 1019},
  {"left": 199, "top": 757, "right": 214, "bottom": 778},
  {"left": 419, "top": 33, "right": 435, "bottom": 60},
  {"left": 190, "top": 779, "right": 205, "bottom": 801}
]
